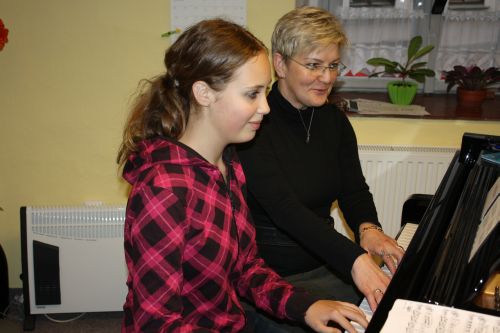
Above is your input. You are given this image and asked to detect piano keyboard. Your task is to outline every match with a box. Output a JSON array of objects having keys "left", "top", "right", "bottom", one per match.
[{"left": 352, "top": 223, "right": 418, "bottom": 333}]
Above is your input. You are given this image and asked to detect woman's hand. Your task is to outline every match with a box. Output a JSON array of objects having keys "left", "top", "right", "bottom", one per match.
[
  {"left": 304, "top": 300, "right": 368, "bottom": 333},
  {"left": 358, "top": 223, "right": 405, "bottom": 274},
  {"left": 351, "top": 253, "right": 391, "bottom": 312}
]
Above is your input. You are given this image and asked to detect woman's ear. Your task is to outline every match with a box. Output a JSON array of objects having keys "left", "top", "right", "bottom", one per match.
[
  {"left": 192, "top": 81, "right": 214, "bottom": 107},
  {"left": 273, "top": 52, "right": 287, "bottom": 79}
]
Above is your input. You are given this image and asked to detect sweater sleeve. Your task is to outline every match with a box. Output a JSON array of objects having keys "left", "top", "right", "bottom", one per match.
[
  {"left": 238, "top": 124, "right": 366, "bottom": 278},
  {"left": 228, "top": 154, "right": 321, "bottom": 324},
  {"left": 336, "top": 112, "right": 380, "bottom": 239}
]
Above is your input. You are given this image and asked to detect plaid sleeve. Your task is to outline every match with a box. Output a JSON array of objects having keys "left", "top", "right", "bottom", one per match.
[
  {"left": 125, "top": 185, "right": 213, "bottom": 332},
  {"left": 235, "top": 242, "right": 320, "bottom": 324},
  {"left": 231, "top": 224, "right": 318, "bottom": 323}
]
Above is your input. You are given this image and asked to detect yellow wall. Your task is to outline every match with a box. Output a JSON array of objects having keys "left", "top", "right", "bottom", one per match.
[
  {"left": 351, "top": 118, "right": 499, "bottom": 147},
  {"left": 0, "top": 0, "right": 498, "bottom": 289},
  {"left": 0, "top": 0, "right": 295, "bottom": 288}
]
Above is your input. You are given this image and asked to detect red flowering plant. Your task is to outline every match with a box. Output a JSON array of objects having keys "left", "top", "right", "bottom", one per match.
[
  {"left": 0, "top": 18, "right": 9, "bottom": 51},
  {"left": 443, "top": 65, "right": 500, "bottom": 92}
]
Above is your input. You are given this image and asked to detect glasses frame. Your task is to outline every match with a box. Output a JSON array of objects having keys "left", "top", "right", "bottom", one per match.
[{"left": 288, "top": 57, "right": 347, "bottom": 75}]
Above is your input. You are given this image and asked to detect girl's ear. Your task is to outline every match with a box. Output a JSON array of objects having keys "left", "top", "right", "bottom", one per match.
[
  {"left": 192, "top": 81, "right": 214, "bottom": 107},
  {"left": 273, "top": 52, "right": 287, "bottom": 79}
]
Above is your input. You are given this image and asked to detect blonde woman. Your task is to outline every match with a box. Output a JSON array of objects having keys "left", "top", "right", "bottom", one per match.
[{"left": 238, "top": 7, "right": 404, "bottom": 332}]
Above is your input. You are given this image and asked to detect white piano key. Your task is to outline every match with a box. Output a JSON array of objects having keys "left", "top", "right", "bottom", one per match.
[{"left": 397, "top": 223, "right": 418, "bottom": 250}]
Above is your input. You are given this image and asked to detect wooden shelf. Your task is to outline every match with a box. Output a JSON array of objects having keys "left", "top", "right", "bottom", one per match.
[{"left": 338, "top": 92, "right": 500, "bottom": 121}]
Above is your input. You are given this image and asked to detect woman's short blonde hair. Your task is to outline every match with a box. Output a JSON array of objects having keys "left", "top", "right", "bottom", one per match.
[{"left": 271, "top": 6, "right": 347, "bottom": 59}]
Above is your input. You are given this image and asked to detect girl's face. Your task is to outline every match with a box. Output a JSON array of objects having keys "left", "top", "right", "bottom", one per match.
[
  {"left": 274, "top": 44, "right": 341, "bottom": 109},
  {"left": 209, "top": 51, "right": 271, "bottom": 144}
]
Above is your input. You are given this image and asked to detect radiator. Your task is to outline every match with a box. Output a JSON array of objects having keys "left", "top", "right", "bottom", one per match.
[
  {"left": 20, "top": 205, "right": 127, "bottom": 322},
  {"left": 332, "top": 145, "right": 457, "bottom": 239}
]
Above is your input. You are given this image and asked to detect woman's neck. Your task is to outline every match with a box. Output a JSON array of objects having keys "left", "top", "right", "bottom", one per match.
[{"left": 277, "top": 80, "right": 306, "bottom": 110}]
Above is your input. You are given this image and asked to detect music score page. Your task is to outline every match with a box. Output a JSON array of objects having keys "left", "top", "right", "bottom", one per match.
[{"left": 381, "top": 299, "right": 500, "bottom": 332}]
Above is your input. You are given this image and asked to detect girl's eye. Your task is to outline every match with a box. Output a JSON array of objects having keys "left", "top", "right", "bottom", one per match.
[{"left": 247, "top": 91, "right": 259, "bottom": 99}]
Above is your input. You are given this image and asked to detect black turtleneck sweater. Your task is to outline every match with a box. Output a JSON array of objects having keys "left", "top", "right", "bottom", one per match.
[{"left": 237, "top": 82, "right": 379, "bottom": 278}]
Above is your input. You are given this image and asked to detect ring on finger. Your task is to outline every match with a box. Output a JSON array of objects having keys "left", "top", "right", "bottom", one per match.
[
  {"left": 374, "top": 288, "right": 384, "bottom": 294},
  {"left": 397, "top": 245, "right": 405, "bottom": 251}
]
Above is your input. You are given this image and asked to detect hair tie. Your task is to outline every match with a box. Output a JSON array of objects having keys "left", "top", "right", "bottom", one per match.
[{"left": 163, "top": 74, "right": 179, "bottom": 89}]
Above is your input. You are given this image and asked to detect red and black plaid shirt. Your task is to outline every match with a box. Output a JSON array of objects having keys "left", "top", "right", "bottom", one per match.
[{"left": 122, "top": 138, "right": 317, "bottom": 332}]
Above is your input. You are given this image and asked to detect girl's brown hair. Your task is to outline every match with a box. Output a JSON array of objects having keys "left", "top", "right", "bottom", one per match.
[{"left": 117, "top": 19, "right": 267, "bottom": 166}]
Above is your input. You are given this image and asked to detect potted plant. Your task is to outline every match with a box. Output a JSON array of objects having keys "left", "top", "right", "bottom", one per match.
[
  {"left": 443, "top": 66, "right": 500, "bottom": 106},
  {"left": 367, "top": 35, "right": 435, "bottom": 105}
]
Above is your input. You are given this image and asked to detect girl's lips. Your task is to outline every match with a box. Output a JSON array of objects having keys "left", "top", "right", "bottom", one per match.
[{"left": 249, "top": 121, "right": 261, "bottom": 130}]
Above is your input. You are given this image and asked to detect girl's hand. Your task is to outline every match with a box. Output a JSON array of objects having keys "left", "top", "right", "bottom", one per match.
[{"left": 304, "top": 300, "right": 368, "bottom": 333}]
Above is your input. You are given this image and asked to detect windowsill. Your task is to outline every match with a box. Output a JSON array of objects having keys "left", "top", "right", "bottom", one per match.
[{"left": 338, "top": 92, "right": 500, "bottom": 121}]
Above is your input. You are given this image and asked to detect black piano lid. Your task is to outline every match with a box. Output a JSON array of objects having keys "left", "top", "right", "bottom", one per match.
[
  {"left": 460, "top": 132, "right": 500, "bottom": 165},
  {"left": 365, "top": 132, "right": 500, "bottom": 333}
]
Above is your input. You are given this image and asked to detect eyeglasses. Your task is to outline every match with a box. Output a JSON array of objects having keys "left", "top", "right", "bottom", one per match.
[{"left": 289, "top": 58, "right": 346, "bottom": 75}]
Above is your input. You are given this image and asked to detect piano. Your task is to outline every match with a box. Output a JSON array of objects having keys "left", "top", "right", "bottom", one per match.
[{"left": 359, "top": 132, "right": 500, "bottom": 332}]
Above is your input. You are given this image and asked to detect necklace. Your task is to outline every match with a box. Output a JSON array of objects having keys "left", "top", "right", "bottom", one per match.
[{"left": 296, "top": 107, "right": 315, "bottom": 143}]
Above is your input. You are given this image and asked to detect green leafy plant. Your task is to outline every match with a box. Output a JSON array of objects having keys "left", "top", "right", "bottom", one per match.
[
  {"left": 367, "top": 35, "right": 435, "bottom": 86},
  {"left": 444, "top": 66, "right": 500, "bottom": 92}
]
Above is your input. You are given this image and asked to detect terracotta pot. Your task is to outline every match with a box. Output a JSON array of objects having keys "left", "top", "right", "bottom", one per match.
[
  {"left": 387, "top": 81, "right": 418, "bottom": 105},
  {"left": 457, "top": 87, "right": 487, "bottom": 106}
]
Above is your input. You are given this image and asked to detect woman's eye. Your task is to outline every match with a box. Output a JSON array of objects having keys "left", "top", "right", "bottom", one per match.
[{"left": 306, "top": 63, "right": 320, "bottom": 70}]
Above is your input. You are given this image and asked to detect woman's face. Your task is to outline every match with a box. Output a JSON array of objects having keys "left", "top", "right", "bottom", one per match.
[
  {"left": 274, "top": 44, "right": 341, "bottom": 109},
  {"left": 209, "top": 51, "right": 271, "bottom": 144}
]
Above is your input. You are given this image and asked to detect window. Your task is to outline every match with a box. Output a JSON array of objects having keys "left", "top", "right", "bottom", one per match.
[
  {"left": 448, "top": 0, "right": 486, "bottom": 8},
  {"left": 297, "top": 0, "right": 500, "bottom": 93},
  {"left": 350, "top": 0, "right": 396, "bottom": 7}
]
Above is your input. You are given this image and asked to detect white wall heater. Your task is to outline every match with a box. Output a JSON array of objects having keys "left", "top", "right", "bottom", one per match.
[
  {"left": 333, "top": 145, "right": 457, "bottom": 239},
  {"left": 20, "top": 205, "right": 127, "bottom": 330}
]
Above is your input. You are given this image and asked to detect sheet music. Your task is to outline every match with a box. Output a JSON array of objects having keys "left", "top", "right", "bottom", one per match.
[
  {"left": 381, "top": 299, "right": 500, "bottom": 332},
  {"left": 469, "top": 176, "right": 500, "bottom": 262},
  {"left": 348, "top": 99, "right": 429, "bottom": 116}
]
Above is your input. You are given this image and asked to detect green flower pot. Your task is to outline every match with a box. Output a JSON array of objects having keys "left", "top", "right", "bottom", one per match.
[{"left": 387, "top": 81, "right": 418, "bottom": 105}]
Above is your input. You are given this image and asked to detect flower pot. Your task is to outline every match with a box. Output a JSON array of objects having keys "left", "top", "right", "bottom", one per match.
[
  {"left": 387, "top": 81, "right": 418, "bottom": 105},
  {"left": 457, "top": 87, "right": 487, "bottom": 106}
]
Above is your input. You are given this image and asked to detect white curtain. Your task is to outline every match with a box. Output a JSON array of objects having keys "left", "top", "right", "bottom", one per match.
[
  {"left": 339, "top": 7, "right": 426, "bottom": 75},
  {"left": 435, "top": 8, "right": 500, "bottom": 73}
]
